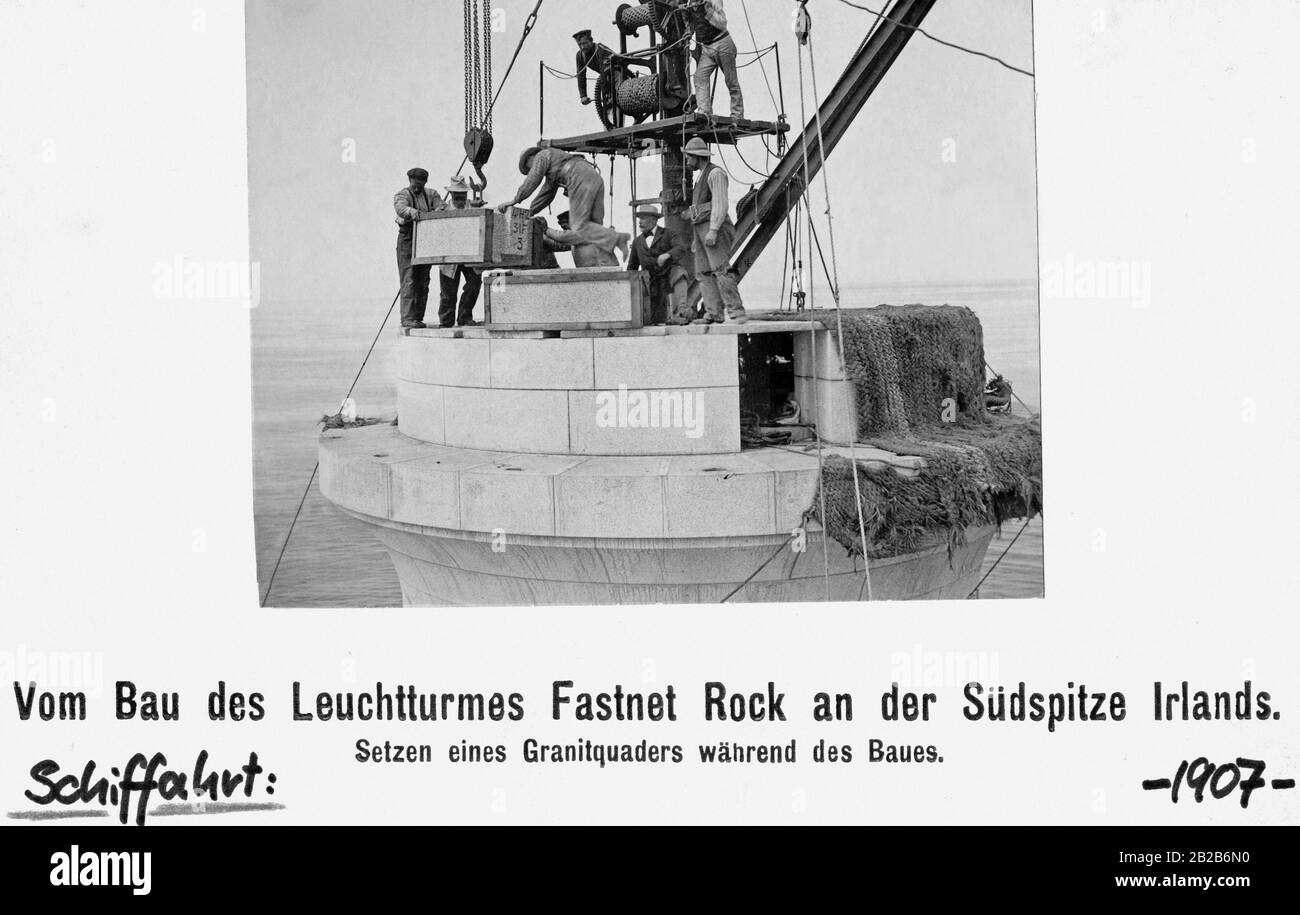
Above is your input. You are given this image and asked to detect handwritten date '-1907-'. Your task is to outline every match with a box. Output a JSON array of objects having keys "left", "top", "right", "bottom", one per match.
[{"left": 1142, "top": 757, "right": 1295, "bottom": 808}]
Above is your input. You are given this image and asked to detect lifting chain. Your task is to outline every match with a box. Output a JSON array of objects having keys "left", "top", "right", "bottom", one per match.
[
  {"left": 472, "top": 1, "right": 482, "bottom": 127},
  {"left": 461, "top": 0, "right": 495, "bottom": 190},
  {"left": 463, "top": 0, "right": 472, "bottom": 132},
  {"left": 482, "top": 0, "right": 493, "bottom": 131}
]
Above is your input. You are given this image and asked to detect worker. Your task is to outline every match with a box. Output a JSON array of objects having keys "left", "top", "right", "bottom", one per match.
[
  {"left": 688, "top": 0, "right": 743, "bottom": 119},
  {"left": 683, "top": 137, "right": 745, "bottom": 324},
  {"left": 393, "top": 167, "right": 445, "bottom": 329},
  {"left": 436, "top": 175, "right": 483, "bottom": 327},
  {"left": 497, "top": 146, "right": 629, "bottom": 267},
  {"left": 985, "top": 374, "right": 1014, "bottom": 413},
  {"left": 533, "top": 212, "right": 574, "bottom": 269},
  {"left": 573, "top": 29, "right": 615, "bottom": 107},
  {"left": 627, "top": 205, "right": 696, "bottom": 325}
]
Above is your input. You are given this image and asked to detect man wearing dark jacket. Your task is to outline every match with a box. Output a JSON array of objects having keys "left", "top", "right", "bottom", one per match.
[
  {"left": 574, "top": 29, "right": 615, "bottom": 107},
  {"left": 627, "top": 205, "right": 697, "bottom": 325},
  {"left": 393, "top": 167, "right": 445, "bottom": 329},
  {"left": 533, "top": 212, "right": 574, "bottom": 269}
]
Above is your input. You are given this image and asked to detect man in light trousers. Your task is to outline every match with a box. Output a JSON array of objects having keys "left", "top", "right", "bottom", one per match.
[
  {"left": 689, "top": 0, "right": 744, "bottom": 118},
  {"left": 683, "top": 137, "right": 745, "bottom": 324},
  {"left": 498, "top": 146, "right": 629, "bottom": 267}
]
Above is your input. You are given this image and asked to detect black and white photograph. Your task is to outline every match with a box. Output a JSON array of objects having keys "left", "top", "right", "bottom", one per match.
[
  {"left": 249, "top": 0, "right": 1043, "bottom": 606},
  {"left": 4, "top": 0, "right": 1299, "bottom": 878}
]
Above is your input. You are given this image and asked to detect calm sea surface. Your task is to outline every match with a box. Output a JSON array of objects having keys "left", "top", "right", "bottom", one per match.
[{"left": 252, "top": 280, "right": 1043, "bottom": 606}]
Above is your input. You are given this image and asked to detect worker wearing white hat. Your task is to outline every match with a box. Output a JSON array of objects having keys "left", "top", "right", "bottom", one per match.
[
  {"left": 683, "top": 137, "right": 746, "bottom": 324},
  {"left": 437, "top": 175, "right": 483, "bottom": 326}
]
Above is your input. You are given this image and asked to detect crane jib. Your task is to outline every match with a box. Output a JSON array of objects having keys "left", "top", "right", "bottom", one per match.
[{"left": 730, "top": 0, "right": 938, "bottom": 281}]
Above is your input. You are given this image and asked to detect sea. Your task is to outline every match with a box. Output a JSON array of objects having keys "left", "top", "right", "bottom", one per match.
[{"left": 252, "top": 279, "right": 1043, "bottom": 606}]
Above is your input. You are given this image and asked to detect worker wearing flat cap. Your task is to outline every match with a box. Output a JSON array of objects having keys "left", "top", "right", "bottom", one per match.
[
  {"left": 393, "top": 167, "right": 445, "bottom": 329},
  {"left": 573, "top": 29, "right": 615, "bottom": 107},
  {"left": 436, "top": 175, "right": 484, "bottom": 327},
  {"left": 499, "top": 146, "right": 629, "bottom": 267},
  {"left": 627, "top": 204, "right": 699, "bottom": 324},
  {"left": 683, "top": 138, "right": 745, "bottom": 323}
]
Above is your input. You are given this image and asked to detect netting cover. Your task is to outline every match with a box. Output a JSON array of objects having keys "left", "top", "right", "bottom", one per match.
[{"left": 814, "top": 305, "right": 1043, "bottom": 560}]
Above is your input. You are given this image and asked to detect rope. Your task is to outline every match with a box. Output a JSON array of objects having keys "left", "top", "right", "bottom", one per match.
[
  {"left": 718, "top": 535, "right": 795, "bottom": 603},
  {"left": 457, "top": 0, "right": 544, "bottom": 173},
  {"left": 759, "top": 132, "right": 786, "bottom": 161},
  {"left": 821, "top": 7, "right": 1038, "bottom": 594},
  {"left": 655, "top": 30, "right": 694, "bottom": 57},
  {"left": 846, "top": 0, "right": 888, "bottom": 66},
  {"left": 770, "top": 98, "right": 828, "bottom": 596},
  {"left": 825, "top": 11, "right": 1036, "bottom": 594},
  {"left": 984, "top": 359, "right": 1036, "bottom": 414},
  {"left": 808, "top": 30, "right": 874, "bottom": 591},
  {"left": 717, "top": 188, "right": 826, "bottom": 595},
  {"left": 541, "top": 61, "right": 580, "bottom": 79},
  {"left": 777, "top": 189, "right": 792, "bottom": 311},
  {"left": 736, "top": 0, "right": 778, "bottom": 113},
  {"left": 966, "top": 517, "right": 1033, "bottom": 598},
  {"left": 805, "top": 211, "right": 835, "bottom": 295},
  {"left": 628, "top": 139, "right": 638, "bottom": 231},
  {"left": 810, "top": 318, "right": 831, "bottom": 600},
  {"left": 735, "top": 44, "right": 777, "bottom": 69},
  {"left": 833, "top": 0, "right": 1035, "bottom": 78},
  {"left": 259, "top": 287, "right": 401, "bottom": 607},
  {"left": 705, "top": 75, "right": 765, "bottom": 187},
  {"left": 261, "top": 462, "right": 318, "bottom": 608},
  {"left": 482, "top": 0, "right": 542, "bottom": 121},
  {"left": 788, "top": 191, "right": 805, "bottom": 310},
  {"left": 679, "top": 107, "right": 689, "bottom": 203},
  {"left": 713, "top": 143, "right": 759, "bottom": 186},
  {"left": 796, "top": 16, "right": 874, "bottom": 599},
  {"left": 653, "top": 30, "right": 694, "bottom": 58},
  {"left": 735, "top": 46, "right": 777, "bottom": 68},
  {"left": 539, "top": 31, "right": 695, "bottom": 82},
  {"left": 725, "top": 128, "right": 775, "bottom": 178}
]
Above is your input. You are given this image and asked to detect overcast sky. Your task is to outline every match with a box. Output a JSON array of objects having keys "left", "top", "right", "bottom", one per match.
[{"left": 246, "top": 0, "right": 1036, "bottom": 305}]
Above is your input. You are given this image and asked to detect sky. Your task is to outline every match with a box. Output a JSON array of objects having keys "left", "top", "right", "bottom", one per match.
[{"left": 245, "top": 0, "right": 1037, "bottom": 306}]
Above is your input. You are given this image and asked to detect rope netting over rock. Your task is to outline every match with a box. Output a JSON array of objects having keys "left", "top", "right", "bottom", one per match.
[{"left": 814, "top": 305, "right": 1042, "bottom": 560}]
